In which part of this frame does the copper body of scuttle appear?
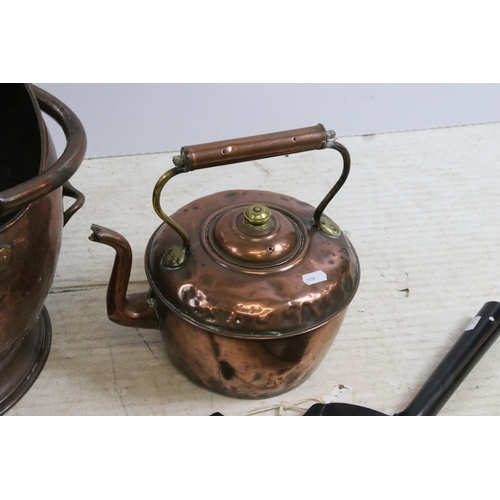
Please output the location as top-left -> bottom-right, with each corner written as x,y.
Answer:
91,124 -> 360,399
0,84 -> 86,414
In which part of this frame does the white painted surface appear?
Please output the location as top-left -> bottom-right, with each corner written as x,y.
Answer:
36,83 -> 500,159
8,122 -> 500,416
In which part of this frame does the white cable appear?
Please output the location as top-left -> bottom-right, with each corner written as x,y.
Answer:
243,397 -> 325,416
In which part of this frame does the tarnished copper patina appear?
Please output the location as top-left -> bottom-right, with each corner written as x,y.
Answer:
0,84 -> 86,414
90,124 -> 360,398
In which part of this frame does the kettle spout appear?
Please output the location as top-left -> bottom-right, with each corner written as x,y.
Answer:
89,224 -> 159,330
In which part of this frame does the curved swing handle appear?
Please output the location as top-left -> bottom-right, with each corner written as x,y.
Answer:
152,124 -> 350,267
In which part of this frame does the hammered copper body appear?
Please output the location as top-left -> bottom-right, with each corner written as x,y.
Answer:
91,125 -> 359,399
0,84 -> 86,413
150,191 -> 356,398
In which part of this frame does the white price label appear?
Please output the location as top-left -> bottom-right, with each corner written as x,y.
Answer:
465,316 -> 481,331
302,270 -> 327,286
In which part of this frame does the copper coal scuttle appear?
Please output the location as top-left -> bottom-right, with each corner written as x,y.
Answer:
0,84 -> 86,414
91,124 -> 360,398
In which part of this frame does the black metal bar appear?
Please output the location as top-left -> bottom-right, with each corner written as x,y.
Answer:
397,301 -> 500,416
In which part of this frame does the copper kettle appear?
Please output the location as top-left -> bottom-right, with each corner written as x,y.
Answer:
90,124 -> 360,399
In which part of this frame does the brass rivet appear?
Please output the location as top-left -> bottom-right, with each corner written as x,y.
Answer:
0,245 -> 12,271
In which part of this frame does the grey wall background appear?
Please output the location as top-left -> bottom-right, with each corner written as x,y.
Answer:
36,83 -> 500,159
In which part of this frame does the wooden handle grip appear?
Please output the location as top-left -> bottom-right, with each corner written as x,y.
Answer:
179,124 -> 329,171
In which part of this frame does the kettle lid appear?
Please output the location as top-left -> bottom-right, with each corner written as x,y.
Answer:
207,201 -> 302,269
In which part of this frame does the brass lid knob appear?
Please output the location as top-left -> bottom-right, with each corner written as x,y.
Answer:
243,204 -> 272,231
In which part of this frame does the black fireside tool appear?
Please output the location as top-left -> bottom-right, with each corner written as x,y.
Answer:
304,301 -> 500,416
